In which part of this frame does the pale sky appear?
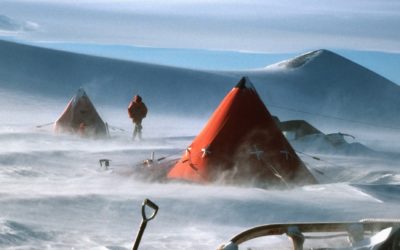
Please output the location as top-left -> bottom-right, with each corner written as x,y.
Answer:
1,0 -> 400,53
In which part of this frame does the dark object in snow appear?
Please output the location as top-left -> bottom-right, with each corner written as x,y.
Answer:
278,120 -> 322,140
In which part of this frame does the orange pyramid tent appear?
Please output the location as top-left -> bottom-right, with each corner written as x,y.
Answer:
167,77 -> 317,187
54,88 -> 108,137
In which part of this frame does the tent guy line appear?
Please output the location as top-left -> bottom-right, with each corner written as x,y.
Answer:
36,122 -> 54,128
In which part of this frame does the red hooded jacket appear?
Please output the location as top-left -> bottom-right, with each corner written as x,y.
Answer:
128,96 -> 148,123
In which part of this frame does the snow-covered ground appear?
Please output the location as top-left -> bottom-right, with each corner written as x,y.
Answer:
0,41 -> 399,249
1,93 -> 399,250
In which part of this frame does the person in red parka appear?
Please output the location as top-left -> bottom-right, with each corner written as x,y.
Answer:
128,95 -> 148,140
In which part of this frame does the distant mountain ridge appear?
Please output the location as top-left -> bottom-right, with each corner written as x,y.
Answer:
272,49 -> 323,69
243,49 -> 400,127
0,39 -> 399,128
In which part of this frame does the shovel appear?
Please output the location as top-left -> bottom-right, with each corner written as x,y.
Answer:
132,199 -> 159,250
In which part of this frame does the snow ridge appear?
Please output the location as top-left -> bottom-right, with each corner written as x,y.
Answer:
277,50 -> 323,69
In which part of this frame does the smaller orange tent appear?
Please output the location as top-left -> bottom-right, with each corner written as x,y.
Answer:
54,88 -> 108,137
167,77 -> 317,187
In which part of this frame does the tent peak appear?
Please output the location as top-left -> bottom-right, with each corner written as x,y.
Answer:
72,88 -> 88,105
76,87 -> 87,97
235,76 -> 255,90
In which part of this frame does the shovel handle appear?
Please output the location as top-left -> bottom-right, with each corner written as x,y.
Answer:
133,199 -> 159,250
141,199 -> 159,222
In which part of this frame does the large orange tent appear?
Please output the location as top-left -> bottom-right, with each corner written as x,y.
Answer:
54,88 -> 108,137
167,77 -> 317,187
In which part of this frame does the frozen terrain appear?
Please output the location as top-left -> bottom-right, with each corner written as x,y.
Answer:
0,40 -> 400,249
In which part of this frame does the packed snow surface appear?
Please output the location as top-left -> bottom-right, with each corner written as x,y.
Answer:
0,41 -> 399,249
1,109 -> 399,250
